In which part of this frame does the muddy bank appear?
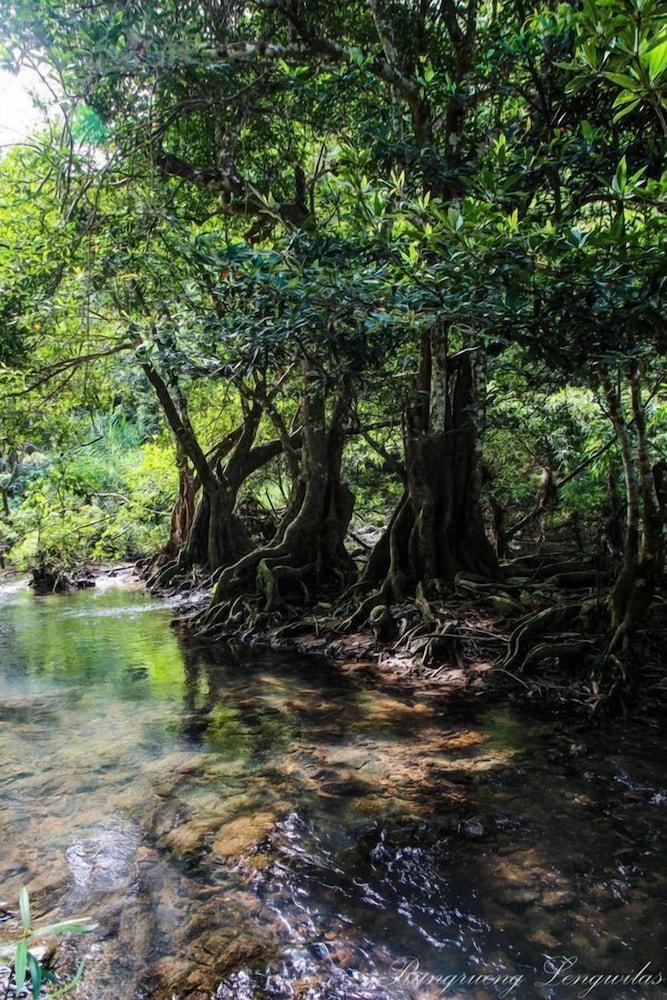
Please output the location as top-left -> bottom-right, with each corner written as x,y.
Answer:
138,540 -> 667,721
173,593 -> 667,724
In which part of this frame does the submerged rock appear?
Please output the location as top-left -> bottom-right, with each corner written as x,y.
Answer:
459,817 -> 485,839
212,812 -> 278,859
541,888 -> 576,910
162,817 -> 221,858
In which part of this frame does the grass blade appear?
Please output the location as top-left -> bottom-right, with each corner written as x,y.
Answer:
28,952 -> 42,1000
30,918 -> 97,940
14,938 -> 28,990
19,888 -> 31,932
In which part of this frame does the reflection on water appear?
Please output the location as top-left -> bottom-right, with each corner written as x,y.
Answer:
0,573 -> 665,999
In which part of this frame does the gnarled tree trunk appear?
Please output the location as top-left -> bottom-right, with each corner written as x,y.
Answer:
198,369 -> 355,630
358,328 -> 498,610
164,443 -> 198,558
171,415 -> 301,578
602,365 -> 664,653
141,361 -> 253,580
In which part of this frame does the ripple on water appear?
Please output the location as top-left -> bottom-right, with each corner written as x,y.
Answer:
0,579 -> 664,1000
66,818 -> 140,895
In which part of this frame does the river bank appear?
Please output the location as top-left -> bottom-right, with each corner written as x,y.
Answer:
151,560 -> 667,725
21,551 -> 665,721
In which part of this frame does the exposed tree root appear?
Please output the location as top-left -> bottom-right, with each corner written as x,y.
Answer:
342,568 -> 520,633
343,588 -> 390,632
521,640 -> 596,671
545,569 -> 606,588
502,603 -> 584,671
146,556 -> 185,593
256,558 -> 316,611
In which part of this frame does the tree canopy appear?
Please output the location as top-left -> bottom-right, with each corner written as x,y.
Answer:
0,0 -> 665,700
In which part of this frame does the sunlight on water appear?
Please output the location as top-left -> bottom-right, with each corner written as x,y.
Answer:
0,574 -> 664,999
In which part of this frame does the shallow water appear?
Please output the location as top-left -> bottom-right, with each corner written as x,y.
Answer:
0,573 -> 665,999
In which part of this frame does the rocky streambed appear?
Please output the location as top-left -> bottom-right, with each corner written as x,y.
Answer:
0,572 -> 665,999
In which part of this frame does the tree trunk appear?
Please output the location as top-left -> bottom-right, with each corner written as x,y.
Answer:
175,421 -> 299,575
164,445 -> 198,558
360,328 -> 498,603
631,367 -> 665,585
140,360 -> 256,574
183,490 -> 211,566
206,483 -> 252,571
200,372 -> 355,627
602,366 -> 663,653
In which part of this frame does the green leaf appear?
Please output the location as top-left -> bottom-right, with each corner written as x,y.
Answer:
582,0 -> 597,22
30,918 -> 97,940
28,952 -> 42,1000
602,71 -> 640,91
15,938 -> 28,990
19,888 -> 31,932
614,156 -> 627,194
613,97 -> 640,121
612,89 -> 641,108
581,119 -> 594,141
645,37 -> 667,80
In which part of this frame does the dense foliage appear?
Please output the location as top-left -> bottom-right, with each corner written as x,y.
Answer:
0,0 -> 665,688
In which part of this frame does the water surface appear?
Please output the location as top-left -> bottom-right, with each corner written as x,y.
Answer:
0,574 -> 665,999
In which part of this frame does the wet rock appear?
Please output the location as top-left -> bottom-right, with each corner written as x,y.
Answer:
135,845 -> 157,865
541,888 -> 576,910
162,818 -> 220,858
20,868 -> 68,906
489,811 -> 519,831
65,819 -> 138,891
458,817 -> 485,839
148,751 -> 211,778
212,812 -> 277,859
319,777 -> 369,797
31,943 -> 56,967
151,955 -> 192,990
214,970 -> 257,1000
30,565 -> 95,594
327,943 -> 356,967
242,851 -> 274,873
294,977 -> 326,997
152,939 -> 265,1000
529,928 -> 561,949
211,939 -> 265,977
506,885 -> 541,906
184,969 -> 217,1000
369,604 -> 397,641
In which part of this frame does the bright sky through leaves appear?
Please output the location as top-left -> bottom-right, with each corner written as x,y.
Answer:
0,66 -> 48,146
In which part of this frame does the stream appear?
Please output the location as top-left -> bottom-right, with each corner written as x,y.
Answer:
0,572 -> 665,999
